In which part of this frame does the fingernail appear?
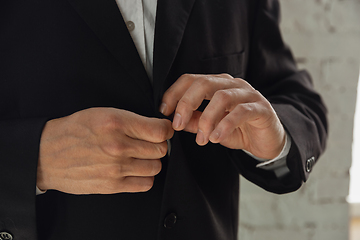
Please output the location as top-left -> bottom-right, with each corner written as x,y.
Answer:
173,113 -> 182,129
159,103 -> 167,115
209,130 -> 221,142
197,129 -> 205,145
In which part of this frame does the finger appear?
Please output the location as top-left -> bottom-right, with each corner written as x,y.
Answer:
172,77 -> 219,131
99,176 -> 156,193
163,74 -> 244,131
101,137 -> 169,160
66,163 -> 160,194
182,110 -> 202,133
127,138 -> 169,159
160,74 -> 198,116
72,159 -> 161,180
59,176 -> 156,194
196,89 -> 240,145
123,159 -> 162,177
120,176 -> 155,192
119,111 -> 174,143
196,112 -> 228,146
209,102 -> 262,146
160,74 -> 247,117
197,88 -> 258,145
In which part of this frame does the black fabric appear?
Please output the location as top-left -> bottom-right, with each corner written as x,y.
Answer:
0,0 -> 327,239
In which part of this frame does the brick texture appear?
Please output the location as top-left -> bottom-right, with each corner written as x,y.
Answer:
238,0 -> 360,239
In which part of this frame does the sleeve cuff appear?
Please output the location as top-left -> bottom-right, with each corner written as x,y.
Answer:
255,133 -> 291,167
242,133 -> 292,178
36,186 -> 46,195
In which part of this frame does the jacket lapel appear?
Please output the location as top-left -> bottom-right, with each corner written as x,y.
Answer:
67,0 -> 154,108
153,0 -> 196,108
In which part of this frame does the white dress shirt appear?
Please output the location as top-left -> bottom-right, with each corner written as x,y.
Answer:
115,0 -> 157,80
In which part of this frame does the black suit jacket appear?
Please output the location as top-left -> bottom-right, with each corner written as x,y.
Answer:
0,0 -> 327,239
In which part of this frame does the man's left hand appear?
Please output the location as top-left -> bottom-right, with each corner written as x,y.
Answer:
160,73 -> 286,160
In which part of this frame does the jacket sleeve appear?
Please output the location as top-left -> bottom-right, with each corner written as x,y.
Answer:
228,0 -> 328,194
0,118 -> 48,240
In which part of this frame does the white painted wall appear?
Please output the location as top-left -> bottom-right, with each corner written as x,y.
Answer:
350,71 -> 360,204
238,0 -> 360,239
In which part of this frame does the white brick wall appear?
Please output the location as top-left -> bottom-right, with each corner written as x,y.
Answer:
238,0 -> 360,239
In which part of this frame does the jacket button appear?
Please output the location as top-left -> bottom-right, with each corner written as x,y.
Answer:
164,213 -> 177,229
0,232 -> 13,240
306,157 -> 315,173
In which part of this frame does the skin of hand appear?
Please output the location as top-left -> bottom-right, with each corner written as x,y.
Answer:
159,73 -> 286,160
37,107 -> 174,195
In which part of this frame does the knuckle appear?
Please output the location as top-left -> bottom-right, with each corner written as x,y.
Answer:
241,103 -> 254,113
178,97 -> 191,107
254,89 -> 262,95
221,117 -> 235,129
106,164 -> 124,179
150,160 -> 162,175
196,77 -> 211,88
240,78 -> 255,90
233,77 -> 250,88
102,114 -> 120,131
102,141 -> 127,157
163,87 -> 175,101
236,77 -> 247,84
194,78 -> 213,94
137,142 -> 167,160
105,179 -> 122,193
178,73 -> 196,86
215,89 -> 233,103
236,104 -> 256,120
219,73 -> 233,79
155,120 -> 173,141
157,142 -> 168,157
177,97 -> 195,111
138,177 -> 155,192
182,73 -> 196,80
259,99 -> 270,109
198,114 -> 213,130
155,126 -> 166,142
196,77 -> 208,85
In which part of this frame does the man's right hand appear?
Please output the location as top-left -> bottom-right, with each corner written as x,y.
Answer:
36,108 -> 174,195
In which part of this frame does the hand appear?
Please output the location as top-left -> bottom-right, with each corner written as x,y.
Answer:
160,74 -> 285,159
37,108 -> 174,195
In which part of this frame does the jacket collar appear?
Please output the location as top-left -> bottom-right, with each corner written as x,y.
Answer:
67,0 -> 196,110
153,0 -> 196,108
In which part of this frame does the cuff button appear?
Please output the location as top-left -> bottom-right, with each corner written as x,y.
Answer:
0,232 -> 13,240
306,157 -> 315,173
